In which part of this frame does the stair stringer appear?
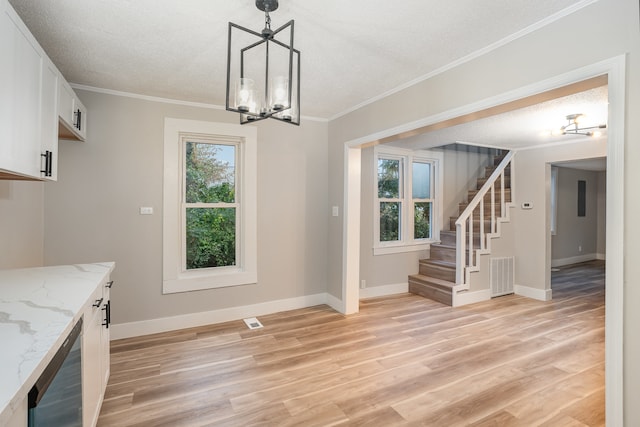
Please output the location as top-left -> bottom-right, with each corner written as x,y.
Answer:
452,201 -> 516,307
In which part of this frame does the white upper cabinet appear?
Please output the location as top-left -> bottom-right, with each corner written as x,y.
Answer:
41,59 -> 60,181
0,0 -> 44,179
0,0 -> 87,180
58,78 -> 87,142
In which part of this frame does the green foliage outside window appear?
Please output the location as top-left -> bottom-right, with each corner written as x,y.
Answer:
380,202 -> 400,241
184,142 -> 237,270
414,202 -> 431,239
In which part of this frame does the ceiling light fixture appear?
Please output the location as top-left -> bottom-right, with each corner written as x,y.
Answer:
559,113 -> 607,137
225,0 -> 300,125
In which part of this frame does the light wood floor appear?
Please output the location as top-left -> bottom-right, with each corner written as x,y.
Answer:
97,261 -> 605,426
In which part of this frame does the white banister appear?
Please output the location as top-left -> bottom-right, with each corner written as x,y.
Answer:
455,151 -> 514,286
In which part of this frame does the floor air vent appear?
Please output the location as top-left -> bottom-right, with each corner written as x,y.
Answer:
491,257 -> 514,297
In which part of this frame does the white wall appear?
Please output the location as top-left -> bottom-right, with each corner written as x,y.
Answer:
328,0 -> 640,422
43,90 -> 329,328
0,181 -> 43,268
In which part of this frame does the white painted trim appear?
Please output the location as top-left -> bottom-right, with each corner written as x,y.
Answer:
373,244 -> 430,256
452,289 -> 491,307
342,145 -> 361,315
514,285 -> 552,301
162,119 -> 258,293
110,293 -> 329,340
596,252 -> 606,260
603,54 -> 625,427
360,283 -> 408,299
329,0 -> 598,121
70,83 -> 328,123
551,253 -> 599,268
342,56 -> 625,425
325,292 -> 345,314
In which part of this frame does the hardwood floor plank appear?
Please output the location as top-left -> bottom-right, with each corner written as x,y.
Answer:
98,260 -> 605,426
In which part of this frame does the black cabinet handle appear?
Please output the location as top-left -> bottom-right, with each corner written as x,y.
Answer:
74,109 -> 82,131
40,151 -> 52,177
106,280 -> 114,288
93,297 -> 104,308
102,300 -> 111,328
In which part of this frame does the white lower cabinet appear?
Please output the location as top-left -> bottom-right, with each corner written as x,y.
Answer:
82,276 -> 111,427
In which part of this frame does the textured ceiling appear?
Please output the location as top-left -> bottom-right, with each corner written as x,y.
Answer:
9,0 -> 592,120
394,84 -> 609,151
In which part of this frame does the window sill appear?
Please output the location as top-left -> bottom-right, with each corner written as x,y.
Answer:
163,269 -> 257,294
373,243 -> 431,256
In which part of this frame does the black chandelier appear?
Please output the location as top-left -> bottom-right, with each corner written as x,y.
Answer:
225,0 -> 300,125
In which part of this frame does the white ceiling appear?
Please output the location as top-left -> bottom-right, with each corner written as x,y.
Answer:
393,84 -> 609,151
9,0 -> 593,121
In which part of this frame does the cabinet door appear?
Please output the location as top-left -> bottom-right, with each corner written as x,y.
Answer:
40,59 -> 59,180
82,285 -> 104,427
58,80 -> 75,130
0,0 -> 43,177
58,79 -> 87,142
101,279 -> 112,388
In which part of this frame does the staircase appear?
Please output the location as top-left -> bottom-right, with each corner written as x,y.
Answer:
408,151 -> 512,306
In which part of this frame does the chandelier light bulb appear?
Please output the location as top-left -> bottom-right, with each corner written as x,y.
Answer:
235,78 -> 255,113
270,76 -> 289,111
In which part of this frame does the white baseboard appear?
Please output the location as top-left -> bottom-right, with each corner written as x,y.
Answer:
326,292 -> 345,313
596,252 -> 606,260
110,293 -> 329,340
453,289 -> 491,307
359,282 -> 408,299
551,253 -> 598,267
515,284 -> 552,301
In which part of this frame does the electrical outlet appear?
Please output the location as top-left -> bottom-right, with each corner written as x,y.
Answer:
578,245 -> 582,252
139,207 -> 153,215
360,280 -> 366,289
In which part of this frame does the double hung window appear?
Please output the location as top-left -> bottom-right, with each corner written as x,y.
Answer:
374,148 -> 440,255
163,119 -> 257,293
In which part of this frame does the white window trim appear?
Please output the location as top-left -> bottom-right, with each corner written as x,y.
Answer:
373,147 -> 443,256
163,118 -> 257,294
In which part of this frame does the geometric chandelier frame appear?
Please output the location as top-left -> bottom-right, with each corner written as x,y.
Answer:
225,0 -> 300,125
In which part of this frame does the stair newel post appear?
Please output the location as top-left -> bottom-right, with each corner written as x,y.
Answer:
456,221 -> 465,285
490,184 -> 496,234
468,212 -> 474,267
479,199 -> 485,251
500,169 -> 506,218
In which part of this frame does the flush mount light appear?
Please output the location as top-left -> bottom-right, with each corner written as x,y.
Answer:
225,0 -> 300,125
558,113 -> 607,137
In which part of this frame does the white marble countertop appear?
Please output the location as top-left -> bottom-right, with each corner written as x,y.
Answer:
0,262 -> 115,425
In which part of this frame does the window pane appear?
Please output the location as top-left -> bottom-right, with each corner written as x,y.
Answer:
185,142 -> 235,203
380,202 -> 400,241
413,162 -> 431,199
414,202 -> 431,239
378,158 -> 400,198
186,208 -> 236,269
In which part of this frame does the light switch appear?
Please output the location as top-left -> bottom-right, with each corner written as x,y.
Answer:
332,206 -> 339,217
140,207 -> 154,215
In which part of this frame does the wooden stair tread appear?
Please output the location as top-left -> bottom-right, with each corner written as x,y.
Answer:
419,259 -> 455,268
408,274 -> 455,290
